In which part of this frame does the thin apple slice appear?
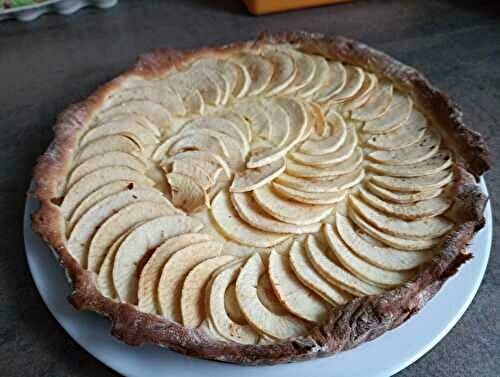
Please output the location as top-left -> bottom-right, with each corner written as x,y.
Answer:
81,118 -> 158,147
247,98 -> 308,168
370,170 -> 453,192
268,251 -> 329,323
364,109 -> 426,149
305,235 -> 384,296
327,66 -> 364,103
231,99 -> 271,139
230,157 -> 285,193
171,68 -> 221,106
97,100 -> 172,129
230,60 -> 252,98
299,110 -> 346,154
286,147 -> 363,179
238,53 -> 274,96
208,261 -> 260,344
157,241 -> 223,322
260,98 -> 290,147
253,184 -> 332,225
272,183 -> 346,205
75,134 -> 142,163
335,213 -> 433,271
313,62 -> 347,102
297,55 -> 329,98
288,240 -> 349,305
112,215 -> 203,304
171,159 -> 216,190
349,195 -> 454,240
363,92 -> 414,134
164,150 -> 231,178
87,201 -> 178,273
367,131 -> 440,165
68,152 -> 147,187
342,72 -> 378,112
367,150 -> 453,177
167,173 -> 210,213
366,181 -> 442,204
231,192 -> 321,234
348,208 -> 439,251
276,169 -> 364,193
351,82 -> 393,121
138,233 -> 212,314
165,72 -> 205,115
290,123 -> 357,167
97,232 -> 127,299
210,190 -> 289,247
282,50 -> 316,94
324,224 -> 415,287
61,166 -> 155,220
236,254 -> 307,339
359,188 -> 452,220
181,255 -> 236,328
262,49 -> 296,95
103,83 -> 186,116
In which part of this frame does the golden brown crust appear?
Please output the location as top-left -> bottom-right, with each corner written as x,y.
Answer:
30,31 -> 489,365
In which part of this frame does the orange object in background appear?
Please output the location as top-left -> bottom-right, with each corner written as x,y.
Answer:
244,0 -> 351,15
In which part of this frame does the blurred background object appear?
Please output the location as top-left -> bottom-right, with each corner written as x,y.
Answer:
0,0 -> 117,22
243,0 -> 351,15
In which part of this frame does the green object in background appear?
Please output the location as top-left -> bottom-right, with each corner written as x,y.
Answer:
2,0 -> 45,9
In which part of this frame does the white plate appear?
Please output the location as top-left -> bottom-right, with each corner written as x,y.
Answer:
23,179 -> 492,377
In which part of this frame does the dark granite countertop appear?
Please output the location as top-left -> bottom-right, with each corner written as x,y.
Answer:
1,0 -> 498,376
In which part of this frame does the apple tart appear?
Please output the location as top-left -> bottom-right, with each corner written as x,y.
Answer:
31,32 -> 490,364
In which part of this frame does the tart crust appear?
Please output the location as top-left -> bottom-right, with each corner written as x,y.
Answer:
31,31 -> 489,365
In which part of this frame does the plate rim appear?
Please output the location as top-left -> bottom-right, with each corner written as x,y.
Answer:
23,178 -> 492,377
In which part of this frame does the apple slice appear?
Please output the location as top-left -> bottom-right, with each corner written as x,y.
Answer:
238,53 -> 273,96
363,92 -> 414,134
275,169 -> 364,193
351,82 -> 393,121
61,166 -> 155,220
342,73 -> 378,112
365,181 -> 442,204
305,235 -> 384,296
297,55 -> 329,98
112,215 -> 203,304
349,195 -> 454,240
313,61 -> 347,102
288,240 -> 349,305
299,109 -> 347,154
262,49 -> 296,95
236,254 -> 307,339
68,152 -> 147,187
324,223 -> 415,287
367,130 -> 441,165
97,99 -> 172,129
327,66 -> 364,103
86,200 -> 178,273
367,150 -> 453,177
286,147 -> 363,179
157,241 -> 223,322
211,190 -> 289,247
230,157 -> 285,193
231,192 -> 321,234
253,184 -> 332,225
137,233 -> 212,314
359,188 -> 452,220
348,208 -> 439,251
364,109 -> 426,149
268,250 -> 329,322
335,213 -> 433,271
281,50 -> 316,94
272,183 -> 346,205
370,169 -> 453,192
167,173 -> 210,213
208,261 -> 260,344
75,134 -> 142,163
181,255 -> 236,328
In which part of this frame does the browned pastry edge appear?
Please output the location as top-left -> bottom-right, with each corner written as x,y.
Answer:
30,31 -> 490,365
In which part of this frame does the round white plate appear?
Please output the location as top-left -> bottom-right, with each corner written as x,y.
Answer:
24,179 -> 492,377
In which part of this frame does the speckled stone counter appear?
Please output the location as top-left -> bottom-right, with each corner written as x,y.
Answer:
0,1 -> 498,376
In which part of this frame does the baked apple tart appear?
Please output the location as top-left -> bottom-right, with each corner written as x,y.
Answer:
31,32 -> 490,364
